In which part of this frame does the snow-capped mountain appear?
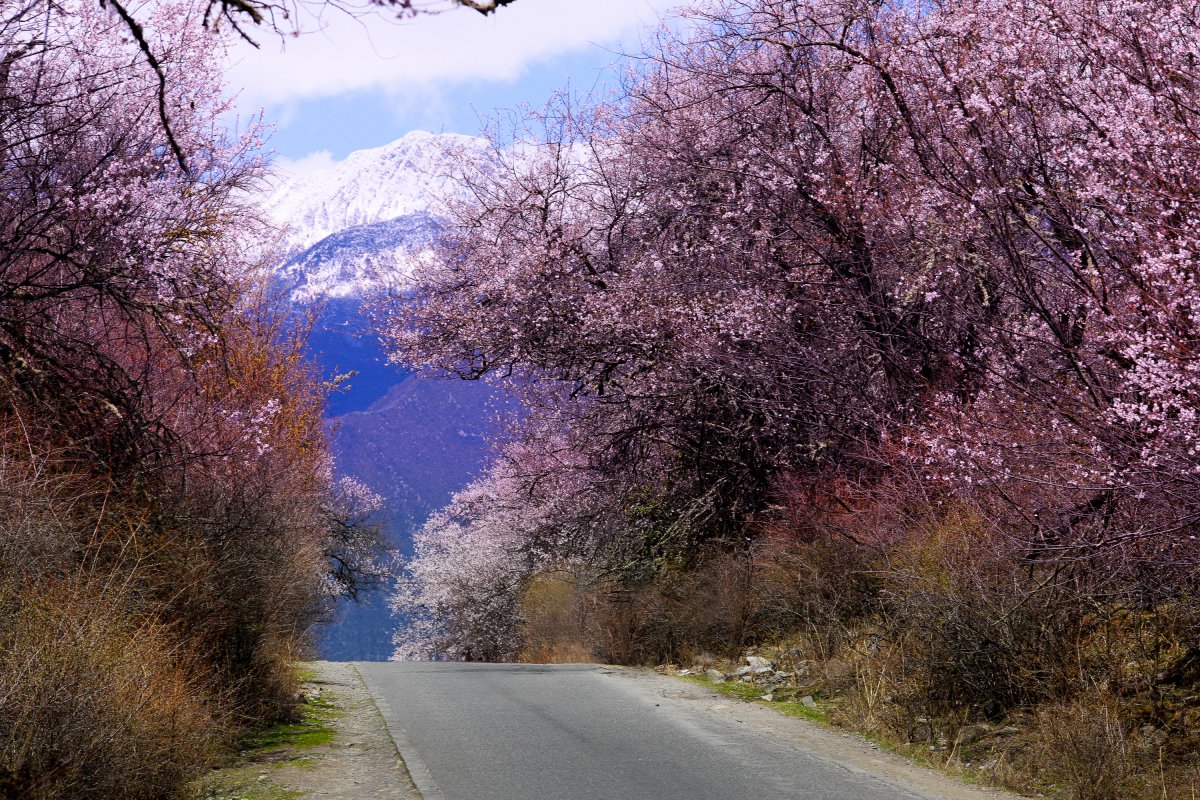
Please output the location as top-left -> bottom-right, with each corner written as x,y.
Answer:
265,130 -> 486,300
266,130 -> 483,250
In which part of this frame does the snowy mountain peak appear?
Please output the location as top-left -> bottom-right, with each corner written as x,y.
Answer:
278,213 -> 442,304
267,130 -> 485,250
264,131 -> 487,300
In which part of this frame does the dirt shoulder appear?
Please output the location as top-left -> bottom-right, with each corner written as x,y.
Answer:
195,661 -> 419,800
632,667 -> 1027,800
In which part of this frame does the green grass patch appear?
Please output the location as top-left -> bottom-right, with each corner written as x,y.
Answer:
241,678 -> 340,753
294,665 -> 322,684
773,698 -> 829,723
681,674 -> 830,723
194,766 -> 304,800
190,666 -> 339,800
240,716 -> 335,752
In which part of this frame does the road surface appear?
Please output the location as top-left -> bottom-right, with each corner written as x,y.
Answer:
356,662 -> 1016,800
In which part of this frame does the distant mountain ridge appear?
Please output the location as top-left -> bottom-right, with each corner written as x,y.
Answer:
322,377 -> 502,661
277,213 -> 441,303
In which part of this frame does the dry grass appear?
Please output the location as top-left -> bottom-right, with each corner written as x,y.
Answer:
0,580 -> 223,800
518,570 -> 600,663
1023,695 -> 1137,800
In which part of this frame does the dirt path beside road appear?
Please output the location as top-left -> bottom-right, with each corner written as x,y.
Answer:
280,661 -> 420,800
195,661 -> 419,800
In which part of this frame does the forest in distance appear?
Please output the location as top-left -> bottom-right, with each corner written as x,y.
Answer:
4,0 -> 1200,798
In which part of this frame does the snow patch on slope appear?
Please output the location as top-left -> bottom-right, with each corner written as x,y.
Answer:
266,130 -> 483,250
278,214 -> 442,303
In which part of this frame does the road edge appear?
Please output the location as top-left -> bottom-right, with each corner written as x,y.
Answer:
629,667 -> 1029,800
353,662 -> 447,800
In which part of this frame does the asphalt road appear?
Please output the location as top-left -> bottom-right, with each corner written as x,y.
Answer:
356,662 -> 993,800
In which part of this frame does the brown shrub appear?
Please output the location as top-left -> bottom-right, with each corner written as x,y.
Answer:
0,167 -> 354,797
880,512 -> 1095,718
143,484 -> 325,722
0,580 -> 222,800
576,523 -> 881,666
1019,694 -> 1140,800
518,570 -> 598,663
512,475 -> 1200,800
584,552 -> 760,665
752,527 -> 882,661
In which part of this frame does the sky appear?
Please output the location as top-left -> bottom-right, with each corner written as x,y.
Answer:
223,0 -> 681,168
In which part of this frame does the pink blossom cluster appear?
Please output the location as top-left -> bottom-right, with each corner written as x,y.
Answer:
383,0 -> 1200,658
0,0 -> 384,605
0,0 -> 271,454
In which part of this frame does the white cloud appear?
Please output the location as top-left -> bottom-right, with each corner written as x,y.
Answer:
273,150 -> 338,181
226,0 -> 679,108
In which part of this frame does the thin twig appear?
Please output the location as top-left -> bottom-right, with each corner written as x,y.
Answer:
102,0 -> 189,174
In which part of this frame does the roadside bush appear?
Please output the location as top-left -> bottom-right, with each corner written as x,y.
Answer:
0,2 -> 388,797
533,490 -> 1200,798
148,467 -> 329,721
0,286 -> 378,797
497,482 -> 903,668
574,522 -> 881,666
752,523 -> 882,662
0,581 -> 221,800
518,570 -> 597,663
881,515 -> 1093,718
0,438 -> 94,584
598,553 -> 758,665
1020,695 -> 1139,800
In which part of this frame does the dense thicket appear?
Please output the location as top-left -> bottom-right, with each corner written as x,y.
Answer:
0,3 -> 382,797
383,1 -> 1200,790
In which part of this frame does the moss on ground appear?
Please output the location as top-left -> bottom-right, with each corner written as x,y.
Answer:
240,692 -> 339,752
194,770 -> 303,800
